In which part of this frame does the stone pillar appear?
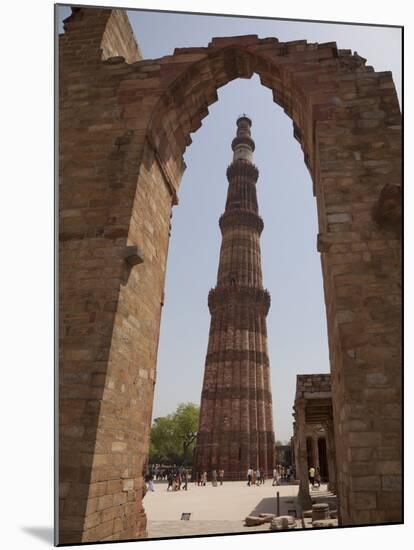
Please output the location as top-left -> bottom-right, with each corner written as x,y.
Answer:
58,8 -> 167,544
291,423 -> 298,473
325,420 -> 337,494
291,434 -> 296,472
295,399 -> 312,510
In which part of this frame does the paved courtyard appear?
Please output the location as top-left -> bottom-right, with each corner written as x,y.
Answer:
143,480 -> 302,538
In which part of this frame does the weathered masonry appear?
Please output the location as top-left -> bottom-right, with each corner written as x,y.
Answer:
58,6 -> 402,543
194,116 -> 275,480
292,374 -> 337,510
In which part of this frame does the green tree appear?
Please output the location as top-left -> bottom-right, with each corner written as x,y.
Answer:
149,402 -> 199,466
149,416 -> 176,464
173,402 -> 199,465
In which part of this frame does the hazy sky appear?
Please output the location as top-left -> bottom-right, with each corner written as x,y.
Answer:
58,6 -> 401,442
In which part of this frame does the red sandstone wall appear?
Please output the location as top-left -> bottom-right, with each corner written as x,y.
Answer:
100,9 -> 142,63
59,8 -> 173,543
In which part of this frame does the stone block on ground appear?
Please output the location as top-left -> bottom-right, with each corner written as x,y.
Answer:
258,513 -> 276,523
312,502 -> 330,521
245,515 -> 267,526
312,519 -> 337,528
269,515 -> 296,530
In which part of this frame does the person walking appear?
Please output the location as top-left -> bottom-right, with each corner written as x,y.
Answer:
197,471 -> 202,486
182,470 -> 188,491
309,465 -> 316,487
144,471 -> 151,492
167,471 -> 173,491
148,472 -> 155,492
272,466 -> 278,486
252,469 -> 257,486
212,469 -> 218,487
202,471 -> 207,486
247,466 -> 253,486
314,467 -> 321,488
219,468 -> 224,485
256,467 -> 261,486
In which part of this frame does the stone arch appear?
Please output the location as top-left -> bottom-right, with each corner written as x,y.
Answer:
146,39 -> 340,179
59,7 -> 402,543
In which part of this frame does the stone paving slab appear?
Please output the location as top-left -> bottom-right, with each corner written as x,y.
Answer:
147,520 -> 271,538
143,480 -> 301,538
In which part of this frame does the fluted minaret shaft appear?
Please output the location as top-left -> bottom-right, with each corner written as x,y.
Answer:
194,116 -> 275,480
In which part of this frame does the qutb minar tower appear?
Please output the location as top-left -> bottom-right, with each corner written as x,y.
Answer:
194,116 -> 275,480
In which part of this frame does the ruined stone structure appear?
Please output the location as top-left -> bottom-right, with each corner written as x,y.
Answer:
194,116 -> 275,480
58,6 -> 402,543
292,374 -> 337,509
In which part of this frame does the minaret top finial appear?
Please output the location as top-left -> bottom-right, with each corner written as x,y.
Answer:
236,113 -> 252,127
232,115 -> 255,162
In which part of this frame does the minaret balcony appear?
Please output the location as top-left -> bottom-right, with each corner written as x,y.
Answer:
219,210 -> 264,234
231,135 -> 256,152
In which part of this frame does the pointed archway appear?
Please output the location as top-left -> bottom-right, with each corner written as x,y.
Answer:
59,7 -> 401,543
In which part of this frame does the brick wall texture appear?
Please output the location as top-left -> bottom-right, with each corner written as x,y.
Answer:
58,6 -> 402,543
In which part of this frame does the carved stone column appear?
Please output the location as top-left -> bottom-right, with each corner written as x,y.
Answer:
291,427 -> 298,473
295,399 -> 312,509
